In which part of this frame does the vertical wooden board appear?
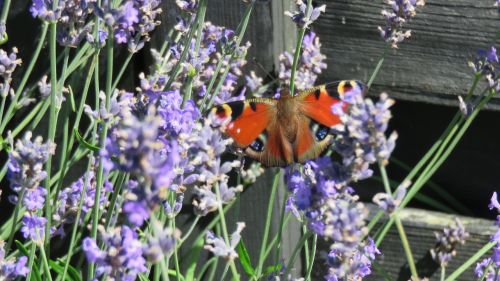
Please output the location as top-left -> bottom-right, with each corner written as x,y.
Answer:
153,0 -> 303,277
312,0 -> 500,109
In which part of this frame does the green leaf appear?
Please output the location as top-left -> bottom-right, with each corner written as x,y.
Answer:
74,128 -> 100,152
263,264 -> 282,275
236,238 -> 255,277
56,258 -> 82,281
15,241 -> 42,281
68,86 -> 76,112
184,236 -> 204,280
49,260 -> 74,281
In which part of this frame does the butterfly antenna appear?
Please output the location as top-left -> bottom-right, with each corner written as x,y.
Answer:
251,57 -> 276,81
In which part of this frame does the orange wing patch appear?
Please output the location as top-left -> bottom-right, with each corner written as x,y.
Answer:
212,99 -> 276,147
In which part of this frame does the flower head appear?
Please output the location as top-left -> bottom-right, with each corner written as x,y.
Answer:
279,32 -> 327,92
204,222 -> 245,260
0,241 -> 29,280
285,0 -> 326,29
83,226 -> 147,280
372,180 -> 409,214
378,0 -> 425,48
0,47 -> 22,98
430,218 -> 469,267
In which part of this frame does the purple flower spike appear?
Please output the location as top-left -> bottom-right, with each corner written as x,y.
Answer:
378,0 -> 425,48
285,0 -> 326,29
83,226 -> 147,280
279,32 -> 327,92
204,222 -> 245,260
0,241 -> 30,279
489,192 -> 500,211
430,218 -> 469,267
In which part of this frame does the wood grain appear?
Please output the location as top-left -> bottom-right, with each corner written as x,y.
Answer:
313,0 -> 500,109
312,205 -> 497,280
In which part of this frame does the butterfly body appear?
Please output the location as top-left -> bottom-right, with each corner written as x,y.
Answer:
212,80 -> 366,167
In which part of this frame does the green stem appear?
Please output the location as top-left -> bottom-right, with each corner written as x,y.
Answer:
255,170 -> 282,277
26,244 -> 36,281
367,45 -> 389,88
201,0 -> 255,112
60,161 -> 93,281
284,231 -> 313,277
288,0 -> 312,96
162,4 -> 204,92
39,245 -> 53,281
445,241 -> 496,281
5,189 -> 25,252
305,234 -> 317,281
214,183 -> 240,280
0,0 -> 11,24
111,52 -> 133,91
43,20 -> 59,254
89,26 -> 114,279
0,22 -> 49,134
379,163 -> 418,278
369,74 -> 484,238
375,90 -> 495,245
440,265 -> 446,281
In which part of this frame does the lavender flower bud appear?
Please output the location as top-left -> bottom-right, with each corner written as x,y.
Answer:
378,0 -> 425,48
0,240 -> 29,279
83,225 -> 147,280
204,222 -> 245,260
284,0 -> 326,29
430,218 -> 469,267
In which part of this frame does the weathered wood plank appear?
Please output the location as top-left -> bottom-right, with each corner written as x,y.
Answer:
311,204 -> 497,280
313,0 -> 500,109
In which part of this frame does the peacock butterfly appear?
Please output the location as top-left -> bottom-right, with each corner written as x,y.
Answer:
211,80 -> 367,167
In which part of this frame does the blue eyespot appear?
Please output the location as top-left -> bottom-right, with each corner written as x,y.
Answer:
249,138 -> 265,152
315,124 -> 329,141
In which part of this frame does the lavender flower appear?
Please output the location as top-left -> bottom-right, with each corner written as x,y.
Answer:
372,180 -> 409,214
140,22 -> 250,105
325,238 -> 380,280
378,0 -> 425,48
475,258 -> 500,281
0,47 -> 22,97
332,92 -> 398,179
30,0 -> 64,21
143,224 -> 180,262
53,170 -> 113,235
20,215 -> 47,243
102,105 -> 176,189
284,0 -> 326,29
204,222 -> 245,260
189,117 -> 243,215
430,218 -> 469,267
469,46 -> 499,91
240,162 -> 264,185
279,32 -> 327,91
475,192 -> 500,280
95,0 -> 162,51
176,0 -> 198,13
7,132 -> 55,242
0,241 -> 29,280
323,195 -> 368,252
83,225 -> 147,280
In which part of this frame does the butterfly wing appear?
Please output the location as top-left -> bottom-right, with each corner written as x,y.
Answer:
211,98 -> 277,148
297,80 -> 367,127
212,98 -> 295,167
292,80 -> 367,163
